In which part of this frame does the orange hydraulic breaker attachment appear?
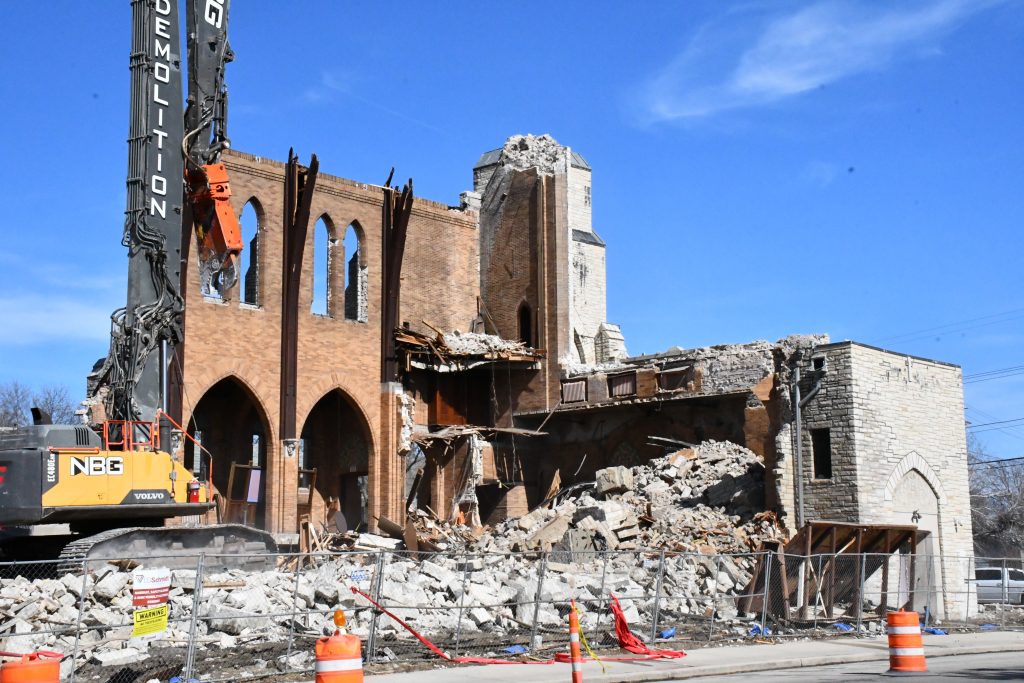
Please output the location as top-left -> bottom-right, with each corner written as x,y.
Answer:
188,162 -> 243,291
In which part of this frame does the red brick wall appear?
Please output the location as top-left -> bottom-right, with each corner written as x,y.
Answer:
180,150 -> 479,534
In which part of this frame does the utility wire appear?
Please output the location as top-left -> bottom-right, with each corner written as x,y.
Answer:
966,365 -> 1024,379
873,307 -> 1024,345
967,417 -> 1024,429
965,365 -> 1024,384
966,405 -> 1024,442
969,455 -> 1024,468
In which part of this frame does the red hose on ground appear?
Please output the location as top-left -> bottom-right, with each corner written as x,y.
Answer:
349,586 -> 686,665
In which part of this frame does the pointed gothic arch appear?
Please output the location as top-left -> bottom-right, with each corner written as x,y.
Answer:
883,451 -> 947,505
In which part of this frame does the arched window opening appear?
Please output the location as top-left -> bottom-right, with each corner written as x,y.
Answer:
518,302 -> 533,346
343,222 -> 367,322
311,216 -> 334,316
239,200 -> 260,306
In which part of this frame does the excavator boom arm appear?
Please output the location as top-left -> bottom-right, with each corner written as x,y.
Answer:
94,0 -> 242,423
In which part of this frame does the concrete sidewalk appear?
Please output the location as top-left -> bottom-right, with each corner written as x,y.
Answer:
362,631 -> 1024,682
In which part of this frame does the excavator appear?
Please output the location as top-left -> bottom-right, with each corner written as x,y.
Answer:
0,0 -> 275,566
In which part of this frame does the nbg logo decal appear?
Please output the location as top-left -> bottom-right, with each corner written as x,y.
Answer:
71,456 -> 124,476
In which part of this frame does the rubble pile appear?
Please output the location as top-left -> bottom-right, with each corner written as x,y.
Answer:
0,440 -> 781,667
499,134 -> 566,175
473,440 -> 780,555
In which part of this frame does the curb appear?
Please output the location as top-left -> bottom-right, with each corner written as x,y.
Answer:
532,642 -> 1023,682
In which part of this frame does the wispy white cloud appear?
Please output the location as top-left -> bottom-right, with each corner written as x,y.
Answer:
0,295 -> 113,345
302,69 -> 451,136
302,70 -> 356,104
639,0 -> 1000,122
0,248 -> 124,292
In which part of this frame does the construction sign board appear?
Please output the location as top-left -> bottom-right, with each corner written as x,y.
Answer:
131,567 -> 171,641
132,604 -> 169,640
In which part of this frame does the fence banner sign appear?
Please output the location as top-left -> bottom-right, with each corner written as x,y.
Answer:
132,567 -> 171,641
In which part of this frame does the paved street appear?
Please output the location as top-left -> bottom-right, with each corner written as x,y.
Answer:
667,651 -> 1024,681
363,632 -> 1024,683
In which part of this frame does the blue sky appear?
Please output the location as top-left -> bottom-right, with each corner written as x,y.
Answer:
0,1 -> 1021,457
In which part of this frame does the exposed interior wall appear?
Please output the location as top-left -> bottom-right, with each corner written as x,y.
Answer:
569,237 -> 606,363
514,395 -> 751,508
479,168 -> 541,342
798,345 -> 861,523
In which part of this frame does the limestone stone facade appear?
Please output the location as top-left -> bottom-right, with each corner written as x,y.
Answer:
794,341 -> 975,618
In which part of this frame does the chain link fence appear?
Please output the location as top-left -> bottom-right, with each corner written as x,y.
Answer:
0,550 -> 1019,680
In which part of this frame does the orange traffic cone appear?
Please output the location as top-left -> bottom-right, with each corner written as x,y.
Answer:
886,610 -> 927,674
315,611 -> 363,682
0,651 -> 61,683
568,601 -> 583,683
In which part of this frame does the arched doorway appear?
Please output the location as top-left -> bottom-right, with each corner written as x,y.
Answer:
187,377 -> 270,529
299,389 -> 372,532
892,469 -> 942,616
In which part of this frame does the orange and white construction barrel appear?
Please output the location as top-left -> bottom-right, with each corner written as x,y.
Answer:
314,631 -> 363,682
568,602 -> 583,683
0,650 -> 61,683
886,610 -> 927,674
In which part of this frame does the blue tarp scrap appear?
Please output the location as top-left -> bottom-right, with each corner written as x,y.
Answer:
922,627 -> 947,635
504,644 -> 528,654
658,627 -> 677,639
833,622 -> 854,632
749,624 -> 772,636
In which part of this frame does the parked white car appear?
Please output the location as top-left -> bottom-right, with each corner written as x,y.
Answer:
975,567 -> 1024,604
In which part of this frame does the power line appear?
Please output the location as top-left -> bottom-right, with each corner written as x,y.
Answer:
969,455 -> 1024,468
965,365 -> 1024,384
967,416 -> 1024,430
972,425 -> 1024,436
874,307 -> 1024,345
966,406 -> 1024,442
966,365 -> 1024,379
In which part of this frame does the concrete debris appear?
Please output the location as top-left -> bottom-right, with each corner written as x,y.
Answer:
472,440 -> 780,555
0,439 -> 781,664
499,134 -> 567,176
396,327 -> 542,370
441,330 -> 530,355
595,466 -> 633,496
91,647 -> 148,667
559,356 -> 632,377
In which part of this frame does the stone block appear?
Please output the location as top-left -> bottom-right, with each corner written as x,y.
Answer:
93,647 -> 149,667
594,467 -> 633,496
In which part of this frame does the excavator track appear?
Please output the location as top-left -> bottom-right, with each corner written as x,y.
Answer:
57,525 -> 278,574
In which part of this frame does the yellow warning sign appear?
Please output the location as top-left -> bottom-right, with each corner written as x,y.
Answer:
132,604 -> 169,640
